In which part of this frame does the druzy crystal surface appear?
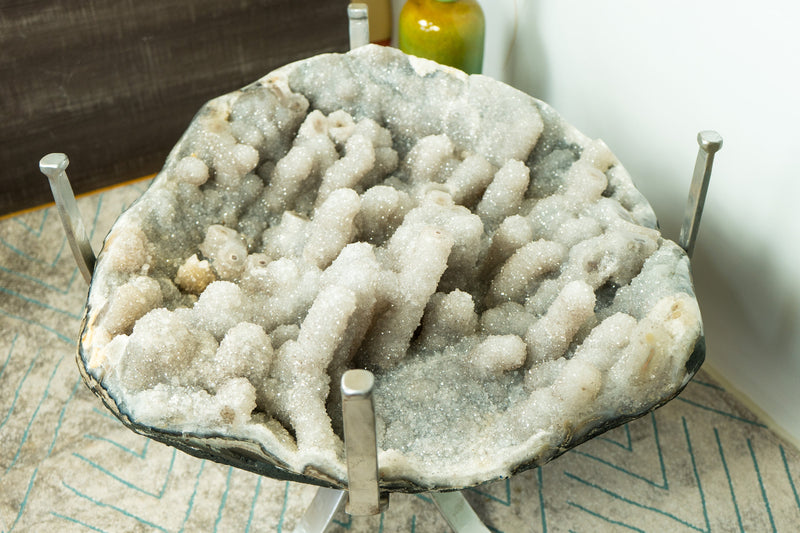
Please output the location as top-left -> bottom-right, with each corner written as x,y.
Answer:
79,45 -> 703,491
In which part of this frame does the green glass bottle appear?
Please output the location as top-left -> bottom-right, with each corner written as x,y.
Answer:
398,0 -> 485,75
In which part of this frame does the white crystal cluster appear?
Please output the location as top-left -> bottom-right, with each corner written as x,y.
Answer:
81,45 -> 702,489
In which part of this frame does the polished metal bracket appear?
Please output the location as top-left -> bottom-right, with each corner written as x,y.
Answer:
347,3 -> 369,50
38,153 -> 96,284
678,130 -> 723,258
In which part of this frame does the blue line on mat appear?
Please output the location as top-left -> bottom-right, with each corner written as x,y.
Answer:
571,412 -> 667,490
0,262 -> 80,296
468,478 -> 512,506
333,512 -> 352,529
6,208 -> 69,268
5,352 -> 67,474
49,378 -> 82,456
89,194 -> 103,240
72,448 -> 176,499
563,468 -> 707,532
92,406 -> 123,422
245,476 -> 262,533
749,439 -> 777,532
566,500 -> 646,532
276,481 -> 290,533
13,208 -> 48,236
780,445 -> 800,511
0,285 -> 82,320
653,412 -> 669,489
0,236 -> 54,267
714,428 -> 744,532
82,434 -> 149,458
0,349 -> 42,431
10,468 -> 38,532
690,378 -> 726,391
0,308 -> 73,344
675,397 -> 767,427
52,236 -> 69,266
538,468 -> 547,533
599,423 -> 633,451
214,467 -> 234,532
682,417 -> 710,532
0,333 -> 18,381
51,512 -> 108,533
62,481 -> 169,533
179,460 -> 206,533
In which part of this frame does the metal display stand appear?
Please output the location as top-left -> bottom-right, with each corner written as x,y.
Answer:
39,5 -> 721,530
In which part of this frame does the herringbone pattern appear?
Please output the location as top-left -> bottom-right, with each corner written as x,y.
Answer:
1,181 -> 799,532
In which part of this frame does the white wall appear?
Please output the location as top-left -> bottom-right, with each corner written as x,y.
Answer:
503,0 -> 800,440
393,0 -> 800,441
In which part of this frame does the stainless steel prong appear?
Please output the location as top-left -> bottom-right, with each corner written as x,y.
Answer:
341,369 -> 388,516
39,153 -> 96,284
678,131 -> 722,258
430,491 -> 491,533
348,3 -> 370,50
293,487 -> 346,533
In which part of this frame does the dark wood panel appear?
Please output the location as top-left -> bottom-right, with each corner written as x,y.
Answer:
0,0 -> 349,215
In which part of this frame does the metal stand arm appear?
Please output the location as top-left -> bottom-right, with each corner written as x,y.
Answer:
679,130 -> 723,258
39,153 -> 96,284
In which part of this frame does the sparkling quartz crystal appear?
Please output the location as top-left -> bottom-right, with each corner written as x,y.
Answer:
79,45 -> 704,492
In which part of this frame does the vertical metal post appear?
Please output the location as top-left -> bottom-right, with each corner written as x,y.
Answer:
678,131 -> 723,258
341,369 -> 388,515
39,153 -> 96,284
348,3 -> 370,50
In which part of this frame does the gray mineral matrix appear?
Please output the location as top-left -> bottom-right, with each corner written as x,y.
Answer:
78,45 -> 704,492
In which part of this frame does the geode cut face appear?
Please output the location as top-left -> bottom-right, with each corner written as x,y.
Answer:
78,45 -> 704,492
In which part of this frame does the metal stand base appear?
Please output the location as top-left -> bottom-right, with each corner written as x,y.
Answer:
294,487 -> 490,533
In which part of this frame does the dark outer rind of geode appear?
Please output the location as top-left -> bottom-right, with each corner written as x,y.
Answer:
77,299 -> 705,493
